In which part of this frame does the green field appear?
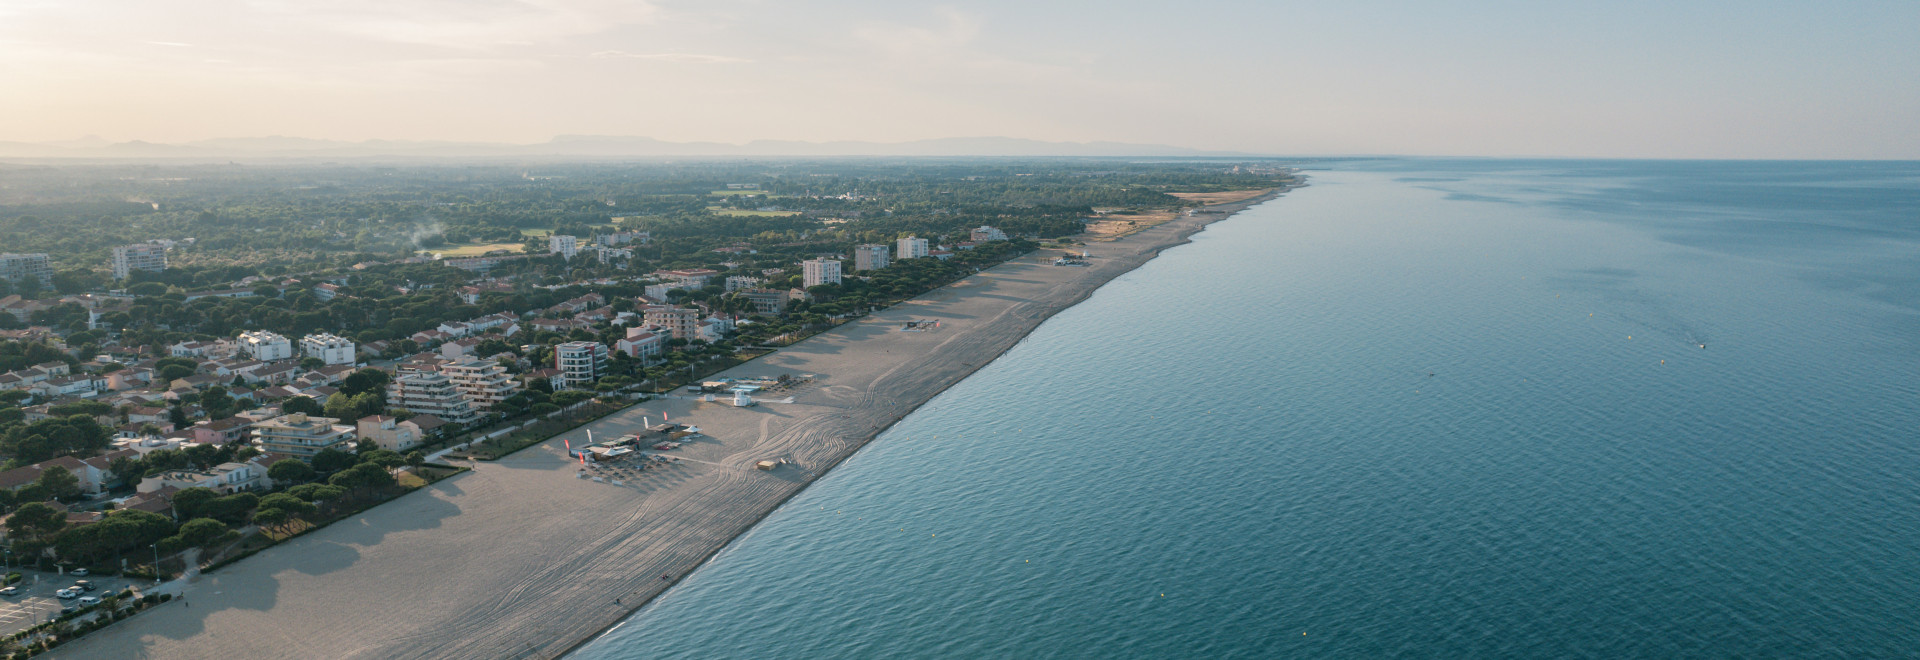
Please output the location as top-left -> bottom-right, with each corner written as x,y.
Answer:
707,207 -> 801,217
437,243 -> 528,257
518,228 -> 551,237
709,189 -> 767,196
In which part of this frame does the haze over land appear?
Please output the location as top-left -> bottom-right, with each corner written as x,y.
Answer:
3,1 -> 1917,159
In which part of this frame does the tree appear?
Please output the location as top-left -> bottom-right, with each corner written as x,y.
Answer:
156,364 -> 195,383
6,502 -> 65,541
311,448 -> 355,475
169,487 -> 220,520
175,518 -> 228,548
405,451 -> 426,471
36,467 -> 81,502
299,357 -> 327,371
268,458 -> 315,486
257,493 -> 317,520
183,443 -> 221,469
362,450 -> 406,473
200,493 -> 259,525
251,508 -> 289,535
354,438 -> 380,456
339,369 -> 391,397
200,386 -> 235,420
281,395 -> 323,416
12,483 -> 47,504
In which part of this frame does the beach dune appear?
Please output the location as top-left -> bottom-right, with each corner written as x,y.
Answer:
52,191 -> 1283,660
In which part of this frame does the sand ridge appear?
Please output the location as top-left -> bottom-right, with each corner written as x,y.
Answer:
51,190 -> 1285,660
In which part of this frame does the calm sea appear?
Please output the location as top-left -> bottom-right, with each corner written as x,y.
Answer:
573,160 -> 1920,658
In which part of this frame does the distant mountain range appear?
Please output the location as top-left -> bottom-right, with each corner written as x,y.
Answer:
0,135 -> 1261,160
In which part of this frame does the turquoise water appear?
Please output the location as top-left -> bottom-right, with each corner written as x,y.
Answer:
573,160 -> 1920,658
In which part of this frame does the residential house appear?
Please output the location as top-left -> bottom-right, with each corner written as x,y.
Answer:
356,415 -> 424,452
191,417 -> 254,445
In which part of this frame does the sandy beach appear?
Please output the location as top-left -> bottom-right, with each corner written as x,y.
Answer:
52,190 -> 1285,660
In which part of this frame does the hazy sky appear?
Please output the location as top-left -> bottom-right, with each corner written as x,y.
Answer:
3,0 -> 1916,157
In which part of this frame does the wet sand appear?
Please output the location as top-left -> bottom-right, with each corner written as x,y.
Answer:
54,191 -> 1285,660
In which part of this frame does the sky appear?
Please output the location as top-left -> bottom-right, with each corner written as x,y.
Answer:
1,0 -> 1916,158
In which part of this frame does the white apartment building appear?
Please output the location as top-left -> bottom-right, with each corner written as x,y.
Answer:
971,225 -> 1009,242
553,341 -> 607,388
299,333 -> 358,366
111,243 -> 168,280
897,236 -> 930,260
237,330 -> 294,361
853,244 -> 890,271
802,258 -> 842,287
252,413 -> 356,459
442,358 -> 520,411
549,234 -> 580,259
387,372 -> 480,425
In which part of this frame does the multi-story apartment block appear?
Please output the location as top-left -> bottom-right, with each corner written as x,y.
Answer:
111,243 -> 168,280
549,234 -> 580,259
0,253 -> 53,288
724,275 -> 761,292
553,341 -> 607,388
642,305 -> 701,340
971,225 -> 1009,242
897,236 -> 930,260
802,258 -> 842,287
853,244 -> 890,271
299,333 -> 358,366
441,358 -> 520,411
237,330 -> 294,361
595,231 -> 649,246
252,413 -> 356,459
615,328 -> 663,361
387,372 -> 480,425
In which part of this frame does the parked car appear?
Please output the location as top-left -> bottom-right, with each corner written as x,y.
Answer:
74,580 -> 94,591
77,596 -> 100,606
59,605 -> 76,615
70,568 -> 88,577
0,586 -> 16,597
55,588 -> 77,599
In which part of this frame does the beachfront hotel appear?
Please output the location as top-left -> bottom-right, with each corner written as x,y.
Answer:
388,371 -> 481,424
554,341 -> 607,388
442,358 -> 520,411
252,413 -> 356,458
803,258 -> 842,287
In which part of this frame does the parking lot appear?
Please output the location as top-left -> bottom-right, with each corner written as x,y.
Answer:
0,569 -> 148,636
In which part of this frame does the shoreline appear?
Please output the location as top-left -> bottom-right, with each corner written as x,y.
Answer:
559,186 -> 1290,658
52,185 -> 1293,660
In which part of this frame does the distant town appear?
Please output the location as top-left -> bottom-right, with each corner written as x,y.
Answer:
0,159 -> 1295,651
